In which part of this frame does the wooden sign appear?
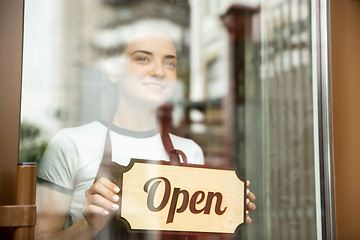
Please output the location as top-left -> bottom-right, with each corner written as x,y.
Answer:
117,159 -> 245,234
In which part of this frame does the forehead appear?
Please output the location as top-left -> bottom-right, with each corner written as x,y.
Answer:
124,33 -> 177,56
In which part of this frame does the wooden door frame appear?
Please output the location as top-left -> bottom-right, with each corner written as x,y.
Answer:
329,0 -> 360,239
0,0 -> 24,238
2,0 -> 359,239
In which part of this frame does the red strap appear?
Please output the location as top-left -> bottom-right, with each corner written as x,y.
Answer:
158,104 -> 188,164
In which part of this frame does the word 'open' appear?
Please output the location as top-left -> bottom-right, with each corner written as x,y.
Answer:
143,177 -> 227,224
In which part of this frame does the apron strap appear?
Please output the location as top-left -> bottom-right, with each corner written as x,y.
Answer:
94,124 -> 120,183
158,104 -> 188,164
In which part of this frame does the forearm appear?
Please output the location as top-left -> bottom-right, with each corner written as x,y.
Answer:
35,218 -> 99,240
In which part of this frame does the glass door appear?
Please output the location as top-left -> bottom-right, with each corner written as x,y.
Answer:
20,0 -> 334,239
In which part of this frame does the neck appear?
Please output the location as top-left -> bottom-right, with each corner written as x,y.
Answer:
111,101 -> 158,132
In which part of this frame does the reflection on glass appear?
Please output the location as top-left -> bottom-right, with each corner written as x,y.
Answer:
260,0 -> 316,239
20,0 -> 318,239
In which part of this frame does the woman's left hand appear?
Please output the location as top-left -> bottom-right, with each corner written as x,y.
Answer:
245,180 -> 256,225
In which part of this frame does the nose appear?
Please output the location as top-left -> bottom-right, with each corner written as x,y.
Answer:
150,61 -> 165,79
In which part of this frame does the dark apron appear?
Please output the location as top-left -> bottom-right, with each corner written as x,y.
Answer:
94,105 -> 197,240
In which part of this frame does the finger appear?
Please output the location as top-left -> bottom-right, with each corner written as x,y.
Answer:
88,180 -> 120,203
97,177 -> 120,194
246,180 -> 250,188
85,193 -> 119,212
246,200 -> 256,212
246,189 -> 256,202
245,214 -> 252,225
82,203 -> 111,217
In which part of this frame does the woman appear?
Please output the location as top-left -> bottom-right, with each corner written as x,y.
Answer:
35,32 -> 256,239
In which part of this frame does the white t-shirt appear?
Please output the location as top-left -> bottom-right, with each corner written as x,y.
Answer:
37,121 -> 204,223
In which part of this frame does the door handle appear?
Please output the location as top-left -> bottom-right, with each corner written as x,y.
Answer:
0,163 -> 37,240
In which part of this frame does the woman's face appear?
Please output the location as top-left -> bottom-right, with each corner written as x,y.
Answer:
115,33 -> 178,109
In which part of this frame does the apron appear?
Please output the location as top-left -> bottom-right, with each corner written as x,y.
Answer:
93,105 -> 197,240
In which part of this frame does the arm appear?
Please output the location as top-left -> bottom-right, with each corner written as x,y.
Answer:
35,183 -> 91,240
35,178 -> 120,240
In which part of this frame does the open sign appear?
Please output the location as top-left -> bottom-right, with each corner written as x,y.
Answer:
117,159 -> 245,234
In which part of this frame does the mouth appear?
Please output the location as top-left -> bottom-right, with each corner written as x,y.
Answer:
143,82 -> 165,90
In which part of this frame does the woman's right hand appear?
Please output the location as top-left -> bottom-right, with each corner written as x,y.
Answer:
82,177 -> 120,233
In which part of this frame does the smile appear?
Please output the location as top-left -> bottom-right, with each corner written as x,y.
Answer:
143,82 -> 165,90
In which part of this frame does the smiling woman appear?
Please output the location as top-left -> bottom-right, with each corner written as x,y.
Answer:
34,32 -> 202,240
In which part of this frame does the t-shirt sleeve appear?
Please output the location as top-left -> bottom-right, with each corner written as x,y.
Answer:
191,140 -> 205,165
37,129 -> 78,193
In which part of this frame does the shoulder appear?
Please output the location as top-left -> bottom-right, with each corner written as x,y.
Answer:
40,121 -> 107,168
37,121 -> 107,189
169,134 -> 204,165
169,134 -> 198,146
58,121 -> 106,139
51,121 -> 106,147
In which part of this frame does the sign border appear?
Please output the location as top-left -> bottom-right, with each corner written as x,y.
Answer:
116,158 -> 247,236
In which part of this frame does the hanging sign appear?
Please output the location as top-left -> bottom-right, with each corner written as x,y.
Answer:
117,159 -> 245,234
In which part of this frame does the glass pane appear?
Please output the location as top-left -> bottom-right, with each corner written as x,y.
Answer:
258,0 -> 317,238
20,0 -> 322,239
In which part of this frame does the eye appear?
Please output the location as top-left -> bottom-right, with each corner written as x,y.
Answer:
136,57 -> 149,62
164,61 -> 177,69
